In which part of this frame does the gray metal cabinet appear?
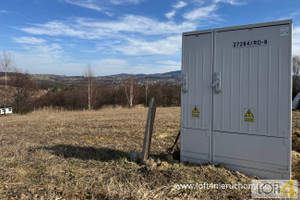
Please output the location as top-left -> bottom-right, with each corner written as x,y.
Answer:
180,20 -> 292,179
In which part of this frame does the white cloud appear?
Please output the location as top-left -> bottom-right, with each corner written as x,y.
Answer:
182,0 -> 245,21
183,4 -> 218,21
214,0 -> 246,6
36,43 -> 62,56
20,15 -> 196,39
190,0 -> 204,4
165,1 -> 187,19
116,36 -> 181,55
165,10 -> 176,19
64,0 -> 103,11
173,1 -> 187,9
18,16 -> 192,60
110,0 -> 142,5
20,43 -> 62,60
13,37 -> 63,61
13,37 -> 46,44
20,21 -> 86,37
64,0 -> 142,15
76,15 -> 196,35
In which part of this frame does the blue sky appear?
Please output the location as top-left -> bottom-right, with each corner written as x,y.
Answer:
0,0 -> 300,76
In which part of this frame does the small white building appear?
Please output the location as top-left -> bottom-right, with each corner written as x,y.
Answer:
0,107 -> 13,115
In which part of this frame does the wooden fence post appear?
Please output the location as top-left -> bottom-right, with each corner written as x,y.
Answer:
141,97 -> 156,162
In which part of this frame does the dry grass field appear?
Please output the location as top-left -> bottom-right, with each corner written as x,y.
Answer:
0,107 -> 299,199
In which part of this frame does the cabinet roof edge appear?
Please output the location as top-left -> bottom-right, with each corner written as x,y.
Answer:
182,19 -> 292,36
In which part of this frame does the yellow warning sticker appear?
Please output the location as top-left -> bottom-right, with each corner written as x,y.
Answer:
244,109 -> 254,122
192,106 -> 200,118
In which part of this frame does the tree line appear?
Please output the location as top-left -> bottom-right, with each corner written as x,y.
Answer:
35,80 -> 180,110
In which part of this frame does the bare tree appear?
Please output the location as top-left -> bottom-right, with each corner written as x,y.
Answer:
125,74 -> 138,107
0,51 -> 15,107
9,70 -> 39,113
84,65 -> 96,110
293,56 -> 300,75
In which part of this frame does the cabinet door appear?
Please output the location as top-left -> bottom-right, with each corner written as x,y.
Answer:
181,32 -> 213,131
212,23 -> 292,179
181,32 -> 213,163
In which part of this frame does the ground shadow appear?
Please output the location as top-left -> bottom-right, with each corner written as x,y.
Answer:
42,145 -> 128,162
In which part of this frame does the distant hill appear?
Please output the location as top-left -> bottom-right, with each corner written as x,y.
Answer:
107,70 -> 181,79
29,70 -> 181,87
